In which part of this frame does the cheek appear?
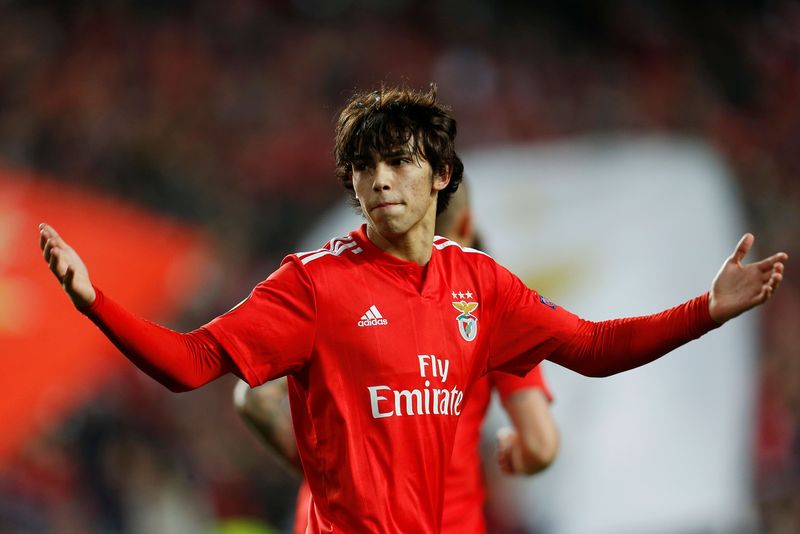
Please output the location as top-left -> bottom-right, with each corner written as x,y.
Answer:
351,175 -> 366,196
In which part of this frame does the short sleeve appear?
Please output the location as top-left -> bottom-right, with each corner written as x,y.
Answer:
486,264 -> 580,377
491,365 -> 554,403
203,256 -> 316,386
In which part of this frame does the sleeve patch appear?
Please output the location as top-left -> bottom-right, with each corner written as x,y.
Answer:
539,295 -> 557,310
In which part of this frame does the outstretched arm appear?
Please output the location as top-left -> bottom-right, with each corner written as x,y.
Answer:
39,223 -> 232,391
549,233 -> 788,377
233,378 -> 302,473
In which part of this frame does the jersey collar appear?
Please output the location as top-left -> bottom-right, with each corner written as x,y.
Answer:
352,224 -> 436,270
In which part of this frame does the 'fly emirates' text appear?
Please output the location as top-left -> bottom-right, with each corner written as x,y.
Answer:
367,354 -> 464,419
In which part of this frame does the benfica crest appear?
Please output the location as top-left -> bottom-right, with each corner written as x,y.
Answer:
452,300 -> 479,342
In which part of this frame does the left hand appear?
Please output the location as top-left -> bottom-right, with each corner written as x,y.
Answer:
709,233 -> 787,323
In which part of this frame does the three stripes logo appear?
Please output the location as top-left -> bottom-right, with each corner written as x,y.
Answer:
357,305 -> 388,327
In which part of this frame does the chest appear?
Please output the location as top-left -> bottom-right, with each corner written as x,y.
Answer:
309,265 -> 492,406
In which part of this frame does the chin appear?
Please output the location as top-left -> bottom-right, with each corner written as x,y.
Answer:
371,218 -> 408,237
378,223 -> 405,236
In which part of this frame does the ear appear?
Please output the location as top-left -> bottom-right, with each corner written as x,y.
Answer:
432,164 -> 451,192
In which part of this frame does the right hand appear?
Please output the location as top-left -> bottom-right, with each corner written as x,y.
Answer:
495,426 -> 521,475
39,223 -> 96,308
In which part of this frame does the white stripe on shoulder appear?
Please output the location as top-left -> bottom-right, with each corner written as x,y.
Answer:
432,236 -> 490,257
295,234 -> 355,259
295,247 -> 327,260
296,234 -> 362,265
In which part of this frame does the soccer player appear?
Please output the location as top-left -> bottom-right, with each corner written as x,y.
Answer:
234,181 -> 559,533
39,86 -> 787,533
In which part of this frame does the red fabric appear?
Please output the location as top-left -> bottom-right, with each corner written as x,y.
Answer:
441,366 -> 551,534
492,365 -> 553,402
485,262 -> 719,377
292,368 -> 551,534
82,225 -> 720,533
82,288 -> 233,392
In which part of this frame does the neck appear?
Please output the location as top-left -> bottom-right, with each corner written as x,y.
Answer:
366,212 -> 436,266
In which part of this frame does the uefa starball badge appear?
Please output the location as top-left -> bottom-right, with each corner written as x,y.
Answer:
452,300 -> 479,342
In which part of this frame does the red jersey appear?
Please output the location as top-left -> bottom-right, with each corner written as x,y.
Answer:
207,226 -> 567,532
291,367 -> 552,534
82,224 -> 719,533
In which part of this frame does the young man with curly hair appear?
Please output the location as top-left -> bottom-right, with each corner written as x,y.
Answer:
40,86 -> 787,533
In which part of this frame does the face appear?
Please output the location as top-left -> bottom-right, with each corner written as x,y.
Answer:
351,145 -> 450,238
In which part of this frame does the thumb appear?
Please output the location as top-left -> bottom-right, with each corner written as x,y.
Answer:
732,233 -> 754,264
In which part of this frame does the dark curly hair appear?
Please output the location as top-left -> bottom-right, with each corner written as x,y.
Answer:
334,85 -> 464,215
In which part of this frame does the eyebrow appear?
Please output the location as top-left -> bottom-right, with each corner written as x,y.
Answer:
352,147 -> 414,164
383,148 -> 413,158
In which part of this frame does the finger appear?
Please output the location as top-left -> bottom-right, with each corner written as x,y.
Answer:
755,253 -> 789,272
39,223 -> 61,244
64,265 -> 75,289
48,248 -> 65,281
761,285 -> 773,302
768,271 -> 783,291
760,262 -> 784,283
39,226 -> 58,251
732,233 -> 754,264
41,223 -> 60,239
496,450 -> 511,472
43,236 -> 66,262
758,273 -> 782,303
43,238 -> 56,262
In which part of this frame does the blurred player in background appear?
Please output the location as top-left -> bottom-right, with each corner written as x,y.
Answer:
234,181 -> 559,533
39,86 -> 787,533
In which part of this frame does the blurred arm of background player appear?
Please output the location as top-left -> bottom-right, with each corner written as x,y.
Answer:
496,389 -> 559,475
233,378 -> 303,474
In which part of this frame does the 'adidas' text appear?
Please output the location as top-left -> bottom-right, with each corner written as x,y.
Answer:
358,305 -> 388,327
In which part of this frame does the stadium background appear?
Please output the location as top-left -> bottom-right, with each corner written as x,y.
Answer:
1,0 -> 798,532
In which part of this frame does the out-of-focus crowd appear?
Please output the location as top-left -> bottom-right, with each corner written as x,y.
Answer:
1,0 -> 798,532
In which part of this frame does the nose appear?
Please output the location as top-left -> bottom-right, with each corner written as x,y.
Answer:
372,161 -> 393,191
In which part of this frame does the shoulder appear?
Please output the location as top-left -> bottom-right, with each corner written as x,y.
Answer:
432,235 -> 491,256
285,232 -> 365,272
433,235 -> 496,267
433,236 -> 527,301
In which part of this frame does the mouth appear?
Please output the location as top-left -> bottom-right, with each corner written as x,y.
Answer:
370,201 -> 403,212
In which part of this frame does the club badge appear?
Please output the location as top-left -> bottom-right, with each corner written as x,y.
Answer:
452,300 -> 479,342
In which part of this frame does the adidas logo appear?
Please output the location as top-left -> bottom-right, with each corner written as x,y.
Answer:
357,305 -> 388,327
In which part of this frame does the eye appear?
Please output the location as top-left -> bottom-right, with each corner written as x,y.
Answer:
390,157 -> 412,166
351,161 -> 368,172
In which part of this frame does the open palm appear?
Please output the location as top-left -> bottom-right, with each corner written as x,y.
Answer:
709,233 -> 787,323
39,223 -> 96,308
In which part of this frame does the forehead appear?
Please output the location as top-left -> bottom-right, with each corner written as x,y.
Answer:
352,138 -> 423,163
